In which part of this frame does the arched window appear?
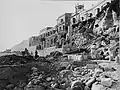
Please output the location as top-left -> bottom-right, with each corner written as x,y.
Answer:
61,19 -> 63,23
89,13 -> 93,17
81,17 -> 84,21
97,8 -> 100,14
53,30 -> 55,34
73,18 -> 76,23
48,32 -> 50,36
59,27 -> 61,30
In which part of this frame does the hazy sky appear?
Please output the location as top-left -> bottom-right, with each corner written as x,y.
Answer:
0,0 -> 98,51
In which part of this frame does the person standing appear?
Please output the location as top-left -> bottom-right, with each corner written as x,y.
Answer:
35,50 -> 39,59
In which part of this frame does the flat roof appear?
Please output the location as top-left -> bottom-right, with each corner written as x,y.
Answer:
71,0 -> 110,18
39,26 -> 57,35
39,27 -> 53,34
56,13 -> 72,21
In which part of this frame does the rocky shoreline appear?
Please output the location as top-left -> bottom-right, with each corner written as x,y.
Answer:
0,52 -> 119,90
0,0 -> 119,90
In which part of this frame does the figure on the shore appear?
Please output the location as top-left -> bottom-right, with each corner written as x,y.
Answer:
21,48 -> 30,56
35,50 -> 39,59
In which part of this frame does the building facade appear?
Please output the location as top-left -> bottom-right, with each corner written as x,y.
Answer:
27,0 -> 119,57
62,0 -> 113,54
56,13 -> 72,48
29,26 -> 58,50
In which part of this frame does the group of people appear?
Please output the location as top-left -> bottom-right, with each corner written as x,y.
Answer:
21,48 -> 39,59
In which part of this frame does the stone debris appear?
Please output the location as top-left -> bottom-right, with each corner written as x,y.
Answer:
85,77 -> 96,87
101,78 -> 113,87
0,52 -> 119,90
91,82 -> 106,90
0,0 -> 119,90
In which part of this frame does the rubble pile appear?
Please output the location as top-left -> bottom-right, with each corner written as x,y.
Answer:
24,58 -> 120,90
0,0 -> 119,90
63,0 -> 119,62
23,0 -> 120,89
0,52 -> 120,90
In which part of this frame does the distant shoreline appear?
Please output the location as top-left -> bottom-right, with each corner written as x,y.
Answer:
0,52 -> 16,57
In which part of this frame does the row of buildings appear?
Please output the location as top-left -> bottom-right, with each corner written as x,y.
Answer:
25,0 -> 119,56
29,13 -> 72,50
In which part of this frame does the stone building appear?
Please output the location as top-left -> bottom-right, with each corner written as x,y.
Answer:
57,13 -> 72,34
28,13 -> 72,56
29,36 -> 39,47
38,27 -> 53,50
27,0 -> 119,57
63,0 -> 114,54
39,26 -> 57,49
56,13 -> 72,48
29,26 -> 57,51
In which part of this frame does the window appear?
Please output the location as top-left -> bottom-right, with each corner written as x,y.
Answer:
97,8 -> 100,14
65,26 -> 68,33
59,27 -> 61,30
65,26 -> 68,30
81,17 -> 84,21
73,18 -> 76,23
50,31 -> 52,35
47,40 -> 49,47
61,19 -> 63,23
48,32 -> 50,36
56,28 -> 58,32
89,13 -> 93,17
63,25 -> 65,30
44,41 -> 46,48
53,30 -> 56,34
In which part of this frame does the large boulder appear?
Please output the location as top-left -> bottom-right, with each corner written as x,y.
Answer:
93,68 -> 103,78
71,80 -> 84,90
86,64 -> 98,70
101,71 -> 119,81
98,63 -> 116,71
101,78 -> 113,87
91,82 -> 106,90
86,77 -> 96,87
59,70 -> 72,78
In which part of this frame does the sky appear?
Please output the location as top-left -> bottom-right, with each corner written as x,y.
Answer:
0,0 -> 98,51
